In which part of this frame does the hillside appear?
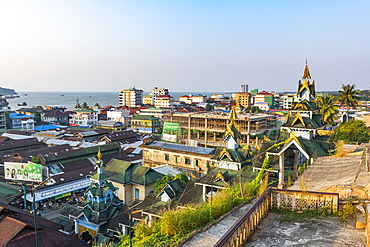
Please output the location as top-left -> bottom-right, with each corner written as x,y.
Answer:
0,87 -> 17,95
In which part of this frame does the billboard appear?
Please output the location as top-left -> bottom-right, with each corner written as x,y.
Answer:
4,162 -> 43,182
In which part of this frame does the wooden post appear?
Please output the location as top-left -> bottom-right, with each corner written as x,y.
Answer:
278,153 -> 285,189
247,120 -> 250,147
366,148 -> 369,172
293,151 -> 299,179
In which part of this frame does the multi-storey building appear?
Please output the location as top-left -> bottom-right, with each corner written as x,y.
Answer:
141,140 -> 215,177
235,92 -> 252,108
240,84 -> 249,93
151,87 -> 169,105
143,94 -> 152,105
282,94 -> 295,109
154,95 -> 174,109
119,87 -> 143,108
253,91 -> 275,109
131,115 -> 160,133
9,113 -> 35,130
166,112 -> 277,147
69,110 -> 99,127
0,97 -> 9,130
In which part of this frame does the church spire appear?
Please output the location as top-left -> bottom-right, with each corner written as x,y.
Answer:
302,59 -> 311,79
297,59 -> 316,102
223,105 -> 241,149
95,145 -> 104,175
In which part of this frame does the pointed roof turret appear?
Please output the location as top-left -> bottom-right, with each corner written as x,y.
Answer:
223,106 -> 242,149
302,59 -> 311,79
91,146 -> 109,181
297,60 -> 316,102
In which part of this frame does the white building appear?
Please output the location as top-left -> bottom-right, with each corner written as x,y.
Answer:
139,107 -> 172,119
9,113 -> 35,130
154,95 -> 175,109
0,97 -> 10,130
282,94 -> 295,109
107,110 -> 131,127
254,102 -> 270,111
151,87 -> 169,105
69,110 -> 99,127
119,87 -> 143,108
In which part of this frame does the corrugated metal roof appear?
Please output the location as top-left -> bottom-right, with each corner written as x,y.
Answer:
0,216 -> 26,246
149,141 -> 214,155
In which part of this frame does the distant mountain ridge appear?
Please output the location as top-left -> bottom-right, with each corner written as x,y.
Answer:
0,87 -> 17,95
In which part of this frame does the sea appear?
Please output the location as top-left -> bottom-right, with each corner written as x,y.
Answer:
6,91 -> 229,111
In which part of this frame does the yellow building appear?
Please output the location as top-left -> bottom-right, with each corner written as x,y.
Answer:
235,92 -> 252,108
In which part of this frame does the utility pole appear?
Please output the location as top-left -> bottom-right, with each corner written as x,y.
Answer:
32,182 -> 39,247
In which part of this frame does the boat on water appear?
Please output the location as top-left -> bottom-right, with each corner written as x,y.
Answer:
18,102 -> 27,106
4,94 -> 20,99
60,95 -> 65,96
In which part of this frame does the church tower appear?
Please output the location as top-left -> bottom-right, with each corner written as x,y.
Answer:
296,59 -> 316,102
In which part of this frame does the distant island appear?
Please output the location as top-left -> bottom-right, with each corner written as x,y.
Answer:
0,87 -> 17,96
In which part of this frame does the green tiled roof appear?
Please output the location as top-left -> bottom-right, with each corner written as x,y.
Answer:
213,147 -> 249,164
90,173 -> 109,181
161,179 -> 186,199
0,182 -> 21,202
132,115 -> 159,121
282,114 -> 324,129
103,159 -> 164,185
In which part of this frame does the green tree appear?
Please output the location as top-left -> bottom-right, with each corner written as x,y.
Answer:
81,102 -> 90,110
94,102 -> 101,108
205,103 -> 213,111
333,120 -> 370,144
31,156 -> 41,164
75,98 -> 81,109
337,84 -> 361,112
246,106 -> 263,113
175,173 -> 189,186
317,95 -> 339,126
154,174 -> 175,193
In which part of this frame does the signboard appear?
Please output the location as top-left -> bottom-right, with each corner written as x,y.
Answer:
4,162 -> 43,182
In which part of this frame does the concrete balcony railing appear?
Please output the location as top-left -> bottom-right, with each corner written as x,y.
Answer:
214,188 -> 339,247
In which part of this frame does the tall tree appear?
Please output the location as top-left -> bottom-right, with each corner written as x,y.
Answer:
317,95 -> 339,126
338,84 -> 361,111
75,98 -> 81,109
81,102 -> 90,110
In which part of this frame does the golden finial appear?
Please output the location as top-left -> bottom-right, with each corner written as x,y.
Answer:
228,105 -> 238,120
97,145 -> 102,163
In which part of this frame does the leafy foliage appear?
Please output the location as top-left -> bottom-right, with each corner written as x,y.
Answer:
333,120 -> 370,144
31,156 -> 41,164
316,95 -> 338,126
246,106 -> 264,113
81,102 -> 90,110
273,207 -> 331,221
337,84 -> 361,110
153,174 -> 189,194
154,174 -> 174,194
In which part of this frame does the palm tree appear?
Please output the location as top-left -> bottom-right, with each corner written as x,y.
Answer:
81,102 -> 90,110
317,95 -> 339,126
338,84 -> 361,111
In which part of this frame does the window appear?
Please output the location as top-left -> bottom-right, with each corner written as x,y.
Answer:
144,150 -> 149,158
195,160 -> 201,167
135,188 -> 140,200
174,156 -> 179,163
164,154 -> 169,161
185,158 -> 191,165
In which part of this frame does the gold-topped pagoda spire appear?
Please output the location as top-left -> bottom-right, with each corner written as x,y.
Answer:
97,145 -> 102,164
302,59 -> 311,79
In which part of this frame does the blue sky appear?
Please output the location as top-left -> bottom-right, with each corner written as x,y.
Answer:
0,0 -> 369,92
